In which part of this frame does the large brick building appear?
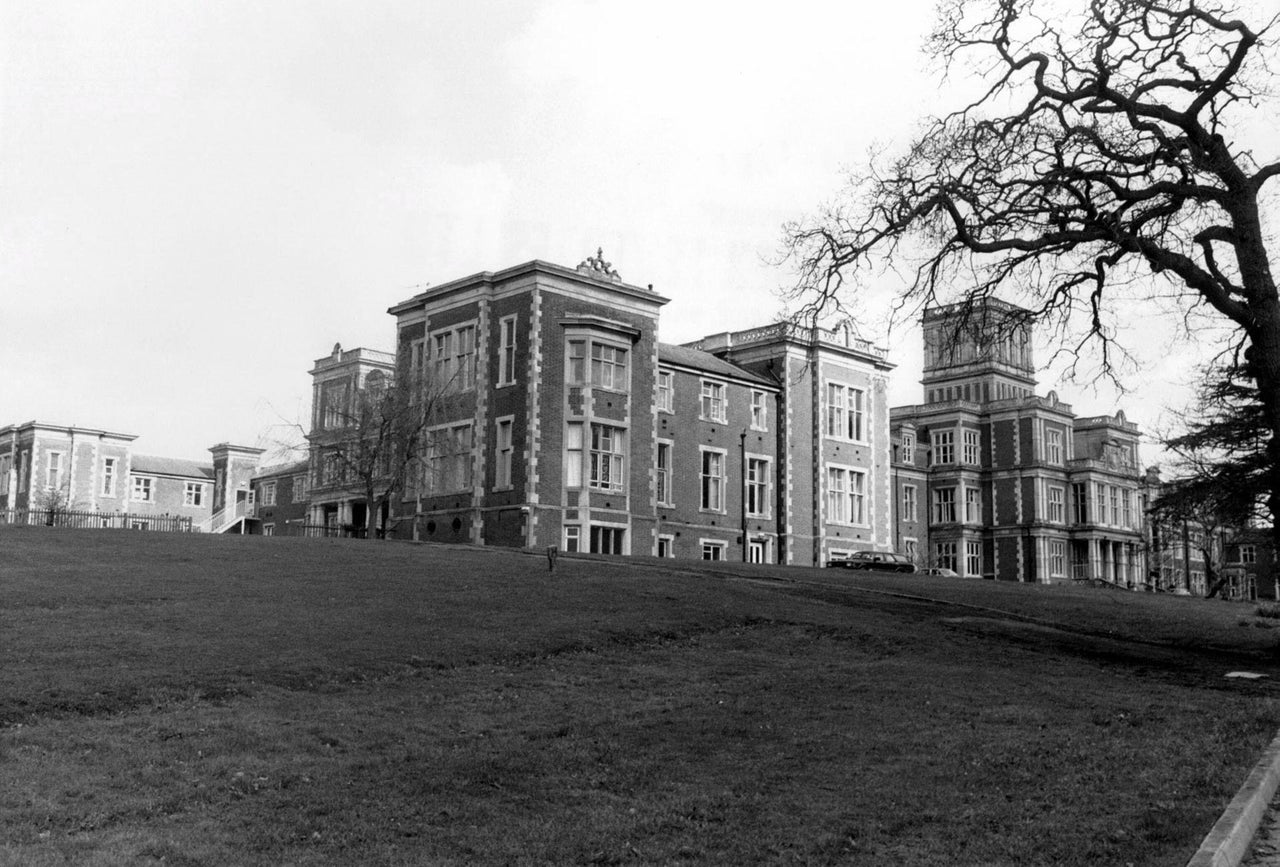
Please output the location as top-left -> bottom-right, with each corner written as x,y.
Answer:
891,300 -> 1147,583
308,251 -> 896,564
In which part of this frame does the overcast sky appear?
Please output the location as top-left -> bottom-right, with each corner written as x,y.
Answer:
2,1 -> 1272,465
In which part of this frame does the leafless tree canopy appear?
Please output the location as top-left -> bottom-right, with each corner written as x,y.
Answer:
784,0 -> 1280,523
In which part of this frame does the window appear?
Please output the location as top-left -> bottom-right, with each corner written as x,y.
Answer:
432,330 -> 453,384
1122,490 -> 1133,528
657,535 -> 674,558
590,343 -> 628,390
498,316 -> 518,386
321,380 -> 346,429
748,539 -> 767,563
454,325 -> 477,390
933,487 -> 957,523
1242,545 -> 1258,564
965,540 -> 982,576
322,452 -> 344,486
656,441 -> 673,506
902,485 -> 918,522
1095,483 -> 1109,524
1050,541 -> 1066,577
826,384 -> 866,441
750,390 -> 768,430
701,541 -> 726,561
263,524 -> 275,536
1046,429 -> 1063,464
132,476 -> 154,502
101,457 -> 117,497
495,418 -> 514,489
590,525 -> 625,555
564,525 -> 581,553
566,423 -> 584,488
826,466 -> 866,525
700,449 -> 726,511
258,482 -> 275,507
293,475 -> 309,503
657,371 -> 674,413
746,457 -> 770,517
964,487 -> 981,523
932,430 -> 955,465
962,430 -> 980,465
589,425 -> 625,491
935,542 -> 958,571
701,380 -> 727,423
903,538 -> 918,562
1048,486 -> 1065,523
901,433 -> 915,464
409,338 -> 427,383
18,450 -> 29,493
45,451 -> 63,490
0,454 -> 10,495
1072,482 -> 1089,524
427,423 -> 474,493
568,340 -> 587,384
1109,486 -> 1120,527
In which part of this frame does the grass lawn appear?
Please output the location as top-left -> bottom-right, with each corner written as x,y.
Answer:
3,529 -> 1280,866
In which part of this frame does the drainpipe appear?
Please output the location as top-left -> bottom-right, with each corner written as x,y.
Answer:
740,428 -> 749,562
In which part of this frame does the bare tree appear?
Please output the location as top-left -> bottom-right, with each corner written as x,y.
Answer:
311,362 -> 441,540
784,1 -> 1279,540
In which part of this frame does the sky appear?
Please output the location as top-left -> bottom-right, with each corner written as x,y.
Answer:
2,1 -> 1274,465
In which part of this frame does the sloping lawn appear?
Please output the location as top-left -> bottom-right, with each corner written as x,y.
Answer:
2,529 -> 1279,866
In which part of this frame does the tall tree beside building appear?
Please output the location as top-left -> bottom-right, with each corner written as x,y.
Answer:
783,1 -> 1279,540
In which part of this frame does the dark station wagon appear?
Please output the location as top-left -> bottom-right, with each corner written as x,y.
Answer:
826,551 -> 917,574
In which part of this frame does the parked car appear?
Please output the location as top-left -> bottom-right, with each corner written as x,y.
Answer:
924,567 -> 959,577
827,551 -> 917,574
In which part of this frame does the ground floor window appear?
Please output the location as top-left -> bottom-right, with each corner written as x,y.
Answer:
935,541 -> 957,572
657,535 -> 674,558
702,540 -> 726,561
748,539 -> 767,564
564,525 -> 581,553
1049,541 -> 1066,577
965,540 -> 981,577
263,523 -> 275,536
590,525 -> 624,555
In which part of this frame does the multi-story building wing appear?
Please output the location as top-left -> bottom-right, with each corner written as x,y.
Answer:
387,252 -> 668,554
892,299 -> 1145,584
685,322 -> 896,566
654,343 -> 781,562
0,421 -> 136,514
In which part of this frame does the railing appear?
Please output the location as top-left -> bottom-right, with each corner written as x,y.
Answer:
1,508 -> 193,533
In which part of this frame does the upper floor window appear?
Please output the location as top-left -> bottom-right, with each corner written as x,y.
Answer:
186,482 -> 206,508
430,324 -> 477,392
1046,429 -> 1063,464
1095,482 -> 1109,524
750,390 -> 768,430
293,475 -> 309,503
568,340 -> 587,384
964,486 -> 981,522
1072,482 -> 1088,524
901,432 -> 915,464
1240,545 -> 1258,564
321,380 -> 347,429
656,441 -> 673,505
0,454 -> 11,496
701,380 -> 727,423
589,424 -> 625,491
657,371 -> 674,413
961,430 -> 980,465
590,343 -> 627,390
1048,485 -> 1065,523
18,450 -> 29,493
932,430 -> 955,465
45,451 -> 64,490
747,457 -> 770,518
902,484 -> 918,522
495,418 -> 514,489
259,481 -> 276,507
427,423 -> 474,493
498,316 -> 518,386
101,457 -> 117,497
700,448 -> 726,511
132,475 -> 154,503
826,384 -> 866,441
933,486 -> 957,523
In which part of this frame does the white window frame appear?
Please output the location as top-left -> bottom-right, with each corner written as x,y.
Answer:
826,464 -> 867,526
588,424 -> 625,492
700,539 -> 727,561
746,455 -> 771,519
964,486 -> 981,523
656,439 -> 674,506
132,475 -> 155,503
566,422 -> 584,488
567,340 -> 587,385
101,457 -> 117,497
657,370 -> 674,413
961,430 -> 980,465
426,421 -> 475,493
935,541 -> 958,571
1242,545 -> 1258,564
258,481 -> 275,508
825,383 -> 866,442
657,534 -> 675,558
1048,485 -> 1065,523
902,484 -> 918,522
932,430 -> 955,465
700,379 -> 727,423
1046,428 -> 1063,464
18,450 -> 29,493
700,447 -> 727,512
965,540 -> 982,577
933,486 -> 957,523
901,433 -> 915,464
497,315 -> 518,387
564,525 -> 581,553
1050,540 -> 1066,577
748,538 -> 768,564
293,475 -> 309,503
45,451 -> 64,491
495,416 -> 515,490
590,342 -> 628,391
750,390 -> 768,431
0,454 -> 10,496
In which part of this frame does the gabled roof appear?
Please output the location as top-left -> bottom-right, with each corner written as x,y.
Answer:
658,343 -> 775,387
130,455 -> 214,480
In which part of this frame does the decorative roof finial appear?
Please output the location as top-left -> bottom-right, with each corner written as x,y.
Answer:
577,246 -> 621,282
